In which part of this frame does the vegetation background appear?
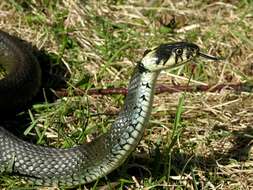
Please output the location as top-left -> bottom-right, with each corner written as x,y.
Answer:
0,0 -> 253,189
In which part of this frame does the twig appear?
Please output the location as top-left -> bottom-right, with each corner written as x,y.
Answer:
54,82 -> 253,97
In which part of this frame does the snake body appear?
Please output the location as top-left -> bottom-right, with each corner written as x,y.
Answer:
0,31 -> 41,112
0,30 -> 217,186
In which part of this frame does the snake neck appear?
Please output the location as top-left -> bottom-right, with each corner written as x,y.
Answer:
110,65 -> 159,148
88,64 -> 160,178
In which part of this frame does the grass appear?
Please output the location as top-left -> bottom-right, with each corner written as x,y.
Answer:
0,0 -> 253,189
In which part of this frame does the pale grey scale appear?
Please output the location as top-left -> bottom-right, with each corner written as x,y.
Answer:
134,106 -> 148,118
122,68 -> 141,110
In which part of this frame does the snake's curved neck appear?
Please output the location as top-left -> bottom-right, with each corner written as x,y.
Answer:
108,65 -> 159,162
77,65 -> 160,184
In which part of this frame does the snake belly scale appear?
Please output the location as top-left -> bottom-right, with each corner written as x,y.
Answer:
0,30 -> 219,186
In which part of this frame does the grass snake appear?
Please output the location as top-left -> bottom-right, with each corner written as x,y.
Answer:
0,30 -> 220,187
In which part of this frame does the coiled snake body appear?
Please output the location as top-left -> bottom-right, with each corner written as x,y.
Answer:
0,30 -> 219,186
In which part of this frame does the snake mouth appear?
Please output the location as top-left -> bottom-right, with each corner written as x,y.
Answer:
198,52 -> 224,61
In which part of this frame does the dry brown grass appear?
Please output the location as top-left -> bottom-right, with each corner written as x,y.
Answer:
0,0 -> 253,189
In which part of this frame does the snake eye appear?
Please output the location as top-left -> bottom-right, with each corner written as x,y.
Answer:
175,48 -> 183,55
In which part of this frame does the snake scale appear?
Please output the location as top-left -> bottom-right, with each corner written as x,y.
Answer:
0,30 -> 219,187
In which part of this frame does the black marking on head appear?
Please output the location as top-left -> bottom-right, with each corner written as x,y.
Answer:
155,42 -> 200,65
155,44 -> 172,65
175,55 -> 178,65
137,61 -> 150,73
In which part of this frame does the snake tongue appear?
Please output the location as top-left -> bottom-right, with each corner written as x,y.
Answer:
198,52 -> 224,61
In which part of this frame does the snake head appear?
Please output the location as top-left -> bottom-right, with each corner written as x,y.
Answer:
141,42 -> 220,72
